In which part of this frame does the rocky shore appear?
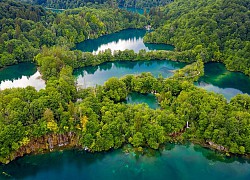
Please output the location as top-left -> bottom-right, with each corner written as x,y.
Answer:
4,132 -> 80,164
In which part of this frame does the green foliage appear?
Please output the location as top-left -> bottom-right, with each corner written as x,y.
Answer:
34,46 -> 189,79
144,0 -> 250,76
0,0 -> 250,164
0,0 -> 46,20
18,0 -> 173,9
172,60 -> 204,82
0,60 -> 250,163
0,0 -> 146,68
103,77 -> 128,102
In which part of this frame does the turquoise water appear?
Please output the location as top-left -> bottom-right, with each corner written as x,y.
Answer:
0,29 -> 250,179
0,63 -> 45,91
74,60 -> 250,101
74,60 -> 186,88
0,29 -> 249,101
125,92 -> 159,109
75,29 -> 174,54
1,144 -> 249,180
119,7 -> 146,15
196,62 -> 250,101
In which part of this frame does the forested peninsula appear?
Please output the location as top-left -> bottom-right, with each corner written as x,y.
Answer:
0,0 -> 250,164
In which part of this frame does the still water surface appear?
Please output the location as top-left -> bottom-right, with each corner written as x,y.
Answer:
0,144 -> 249,180
0,29 -> 249,101
75,29 -> 174,54
0,29 -> 250,179
0,62 -> 45,91
74,60 -> 186,88
125,92 -> 159,109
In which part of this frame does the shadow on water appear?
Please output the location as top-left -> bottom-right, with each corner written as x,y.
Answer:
124,92 -> 159,109
144,43 -> 175,51
0,62 -> 36,82
75,29 -> 174,53
0,149 -> 107,179
192,144 -> 250,164
1,143 -> 250,180
198,62 -> 250,94
75,29 -> 147,52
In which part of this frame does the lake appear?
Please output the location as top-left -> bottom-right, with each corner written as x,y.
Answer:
196,62 -> 250,101
125,92 -> 159,109
0,143 -> 249,180
75,29 -> 174,54
0,62 -> 45,91
74,60 -> 186,88
0,29 -> 250,179
119,7 -> 146,15
0,29 -> 249,101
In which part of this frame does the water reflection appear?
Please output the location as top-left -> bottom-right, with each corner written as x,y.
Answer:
0,63 -> 45,91
197,62 -> 250,101
1,144 -> 250,180
74,60 -> 186,88
75,29 -> 174,53
119,7 -> 146,15
125,92 -> 159,109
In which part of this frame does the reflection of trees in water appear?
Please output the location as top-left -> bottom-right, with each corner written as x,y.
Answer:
0,149 -> 108,179
76,29 -> 146,52
199,62 -> 250,94
84,66 -> 99,75
0,62 -> 36,82
74,65 -> 99,76
164,143 -> 176,151
113,61 -> 137,70
99,62 -> 113,71
193,144 -> 250,164
125,92 -> 159,109
144,43 -> 174,51
73,60 -> 187,78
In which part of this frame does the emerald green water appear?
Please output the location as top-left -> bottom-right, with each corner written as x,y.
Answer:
125,92 -> 159,109
1,29 -> 250,179
75,29 -> 174,54
0,63 -> 45,91
0,29 -> 249,101
196,62 -> 250,101
74,60 -> 186,88
119,7 -> 146,14
1,144 -> 249,180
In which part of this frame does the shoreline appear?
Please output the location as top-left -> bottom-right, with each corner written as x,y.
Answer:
1,133 -> 249,165
0,27 -> 249,77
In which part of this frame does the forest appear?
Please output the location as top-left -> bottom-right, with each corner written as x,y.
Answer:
0,0 -> 147,68
17,0 -> 173,9
144,0 -> 250,76
0,48 -> 249,164
0,0 -> 249,164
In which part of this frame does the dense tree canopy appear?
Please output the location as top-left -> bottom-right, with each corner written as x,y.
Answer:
144,0 -> 250,76
0,0 -> 250,165
0,0 -> 146,68
18,0 -> 173,9
0,55 -> 250,164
